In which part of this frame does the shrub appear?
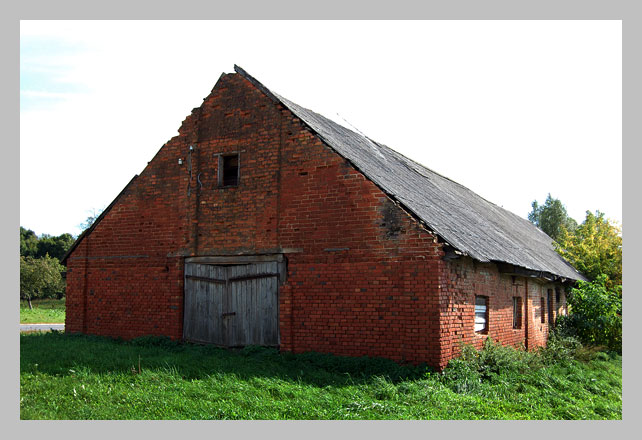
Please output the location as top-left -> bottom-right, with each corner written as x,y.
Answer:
565,275 -> 621,353
441,338 -> 540,393
440,357 -> 482,394
538,330 -> 582,365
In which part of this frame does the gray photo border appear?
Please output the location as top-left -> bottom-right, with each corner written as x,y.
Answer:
4,0 -> 634,437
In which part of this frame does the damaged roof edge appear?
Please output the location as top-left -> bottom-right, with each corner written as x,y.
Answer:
61,175 -> 139,265
234,65 -> 281,105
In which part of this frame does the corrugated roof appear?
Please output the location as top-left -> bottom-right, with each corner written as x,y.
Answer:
235,65 -> 586,281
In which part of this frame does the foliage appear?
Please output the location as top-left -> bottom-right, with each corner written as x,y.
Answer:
20,255 -> 66,307
20,227 -> 39,258
556,211 -> 622,288
20,227 -> 75,260
20,333 -> 621,419
563,275 -> 622,353
36,233 -> 75,261
536,329 -> 583,364
20,298 -> 66,324
19,227 -> 73,303
79,208 -> 104,232
441,338 -> 541,393
528,194 -> 578,242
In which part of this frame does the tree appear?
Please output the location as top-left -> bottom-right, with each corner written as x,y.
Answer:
20,255 -> 66,309
528,194 -> 578,242
20,227 -> 39,257
36,233 -> 75,261
555,210 -> 622,288
79,207 -> 104,231
559,274 -> 622,352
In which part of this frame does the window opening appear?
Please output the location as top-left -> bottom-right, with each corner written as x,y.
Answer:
218,153 -> 239,187
512,297 -> 522,329
541,297 -> 546,323
475,295 -> 488,333
548,289 -> 554,326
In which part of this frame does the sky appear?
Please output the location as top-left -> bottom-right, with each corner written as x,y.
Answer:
20,20 -> 622,237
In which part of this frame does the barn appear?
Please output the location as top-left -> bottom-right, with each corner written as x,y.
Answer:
62,65 -> 586,370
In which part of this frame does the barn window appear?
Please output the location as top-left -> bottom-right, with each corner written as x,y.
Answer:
541,297 -> 546,323
512,297 -> 522,329
475,295 -> 488,333
218,153 -> 239,187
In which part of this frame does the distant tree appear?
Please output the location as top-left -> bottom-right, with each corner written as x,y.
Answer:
20,227 -> 39,257
528,194 -> 578,242
79,207 -> 104,231
20,255 -> 66,309
36,233 -> 76,261
555,210 -> 622,288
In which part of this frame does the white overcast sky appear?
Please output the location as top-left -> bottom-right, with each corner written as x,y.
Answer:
20,20 -> 621,237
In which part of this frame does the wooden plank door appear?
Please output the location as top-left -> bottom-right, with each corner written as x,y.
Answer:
183,263 -> 226,345
183,261 -> 280,347
227,262 -> 279,346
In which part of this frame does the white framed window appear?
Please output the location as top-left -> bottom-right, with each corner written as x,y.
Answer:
475,295 -> 488,333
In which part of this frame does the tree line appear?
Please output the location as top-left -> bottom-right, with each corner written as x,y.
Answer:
19,227 -> 74,308
19,211 -> 102,309
528,194 -> 622,352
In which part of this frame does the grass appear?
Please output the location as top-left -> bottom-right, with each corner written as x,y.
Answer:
20,332 -> 622,420
20,298 -> 65,324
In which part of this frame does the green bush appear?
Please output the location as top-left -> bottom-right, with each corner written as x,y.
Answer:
537,330 -> 582,365
441,338 -> 540,393
565,275 -> 621,353
476,338 -> 539,378
439,357 -> 482,394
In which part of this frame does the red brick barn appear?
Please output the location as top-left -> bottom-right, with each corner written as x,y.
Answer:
62,65 -> 586,370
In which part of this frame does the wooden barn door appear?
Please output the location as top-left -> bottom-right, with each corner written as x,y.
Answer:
183,264 -> 226,345
183,261 -> 280,347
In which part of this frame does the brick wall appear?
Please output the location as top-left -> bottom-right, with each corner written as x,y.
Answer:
437,256 -> 568,368
271,100 -> 445,364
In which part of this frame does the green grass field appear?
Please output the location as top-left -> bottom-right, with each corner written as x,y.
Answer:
20,298 -> 65,324
20,332 -> 622,420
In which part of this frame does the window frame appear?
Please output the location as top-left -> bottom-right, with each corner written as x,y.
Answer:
474,295 -> 489,334
512,296 -> 522,329
540,297 -> 546,323
547,289 -> 554,326
217,152 -> 240,187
